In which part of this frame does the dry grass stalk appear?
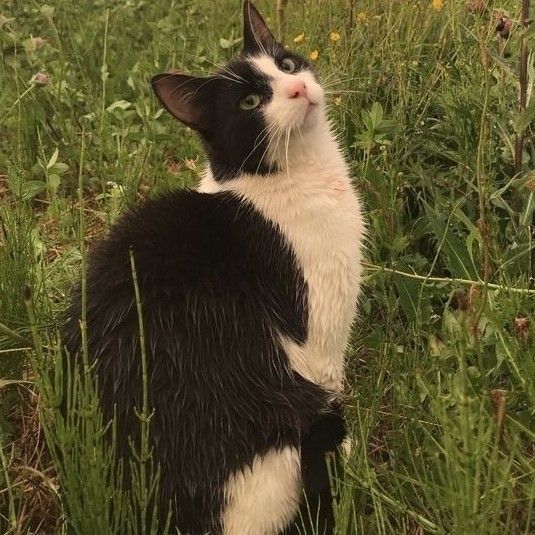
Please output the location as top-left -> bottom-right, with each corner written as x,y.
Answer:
277,0 -> 289,41
490,389 -> 507,443
2,388 -> 60,533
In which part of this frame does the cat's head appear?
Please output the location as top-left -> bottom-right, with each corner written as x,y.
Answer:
152,1 -> 326,182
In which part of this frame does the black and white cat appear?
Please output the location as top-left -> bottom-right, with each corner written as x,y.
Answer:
63,2 -> 364,533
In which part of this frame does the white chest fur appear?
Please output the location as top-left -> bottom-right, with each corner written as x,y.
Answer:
199,128 -> 364,393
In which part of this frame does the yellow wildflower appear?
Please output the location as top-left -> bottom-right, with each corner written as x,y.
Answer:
309,49 -> 319,61
357,12 -> 368,24
293,33 -> 305,43
330,31 -> 341,43
432,0 -> 443,11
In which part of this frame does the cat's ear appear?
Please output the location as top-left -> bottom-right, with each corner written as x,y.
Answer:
151,73 -> 215,132
243,1 -> 276,54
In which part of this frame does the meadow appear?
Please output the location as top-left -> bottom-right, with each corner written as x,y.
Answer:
1,0 -> 534,533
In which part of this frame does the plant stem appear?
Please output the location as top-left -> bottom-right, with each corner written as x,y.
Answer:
362,262 -> 535,295
99,10 -> 110,201
129,248 -> 150,531
0,439 -> 17,530
474,28 -> 493,328
0,84 -> 35,127
78,131 -> 89,365
514,0 -> 531,173
277,0 -> 288,41
348,0 -> 356,30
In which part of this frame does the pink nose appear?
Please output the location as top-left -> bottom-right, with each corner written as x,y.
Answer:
286,80 -> 307,99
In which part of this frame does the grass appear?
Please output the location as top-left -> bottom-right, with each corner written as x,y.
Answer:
0,0 -> 534,532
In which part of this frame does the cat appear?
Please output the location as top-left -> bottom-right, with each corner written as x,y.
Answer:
63,2 -> 365,533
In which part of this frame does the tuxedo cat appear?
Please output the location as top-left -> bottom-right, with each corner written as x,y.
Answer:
63,2 -> 364,533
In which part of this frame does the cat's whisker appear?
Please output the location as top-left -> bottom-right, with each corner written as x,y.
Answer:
239,121 -> 279,173
216,73 -> 245,85
319,72 -> 339,84
166,76 -> 219,102
260,121 -> 286,175
252,126 -> 274,175
284,128 -> 291,176
240,127 -> 271,169
324,90 -> 371,95
216,66 -> 248,85
274,126 -> 287,169
199,58 -> 246,83
257,123 -> 283,175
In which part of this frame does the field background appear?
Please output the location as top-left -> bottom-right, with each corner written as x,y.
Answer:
1,0 -> 534,533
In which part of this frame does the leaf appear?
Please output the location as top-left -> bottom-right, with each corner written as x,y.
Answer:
369,102 -> 383,127
0,15 -> 15,29
465,229 -> 479,277
40,5 -> 55,18
48,174 -> 61,193
513,100 -> 535,133
393,270 -> 432,322
47,148 -> 59,169
521,192 -> 534,227
219,37 -> 230,49
425,204 -> 478,279
106,99 -> 131,112
19,180 -> 47,200
49,162 -> 69,175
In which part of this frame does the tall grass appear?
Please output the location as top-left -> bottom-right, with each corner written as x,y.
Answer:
0,0 -> 534,533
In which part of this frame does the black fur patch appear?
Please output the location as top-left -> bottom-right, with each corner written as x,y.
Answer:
62,190 -> 334,533
204,49 -> 311,182
286,405 -> 346,534
208,57 -> 276,181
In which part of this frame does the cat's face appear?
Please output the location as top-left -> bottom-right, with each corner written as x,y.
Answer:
152,1 -> 326,182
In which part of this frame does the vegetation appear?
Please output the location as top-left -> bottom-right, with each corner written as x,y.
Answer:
1,0 -> 534,532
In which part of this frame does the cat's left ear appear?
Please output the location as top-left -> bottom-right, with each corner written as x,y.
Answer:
151,72 -> 215,133
243,0 -> 277,54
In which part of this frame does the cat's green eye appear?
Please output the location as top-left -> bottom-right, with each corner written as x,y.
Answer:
281,58 -> 297,74
240,94 -> 261,110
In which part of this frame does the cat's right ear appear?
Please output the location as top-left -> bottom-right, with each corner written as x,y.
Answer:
151,73 -> 214,132
243,0 -> 276,54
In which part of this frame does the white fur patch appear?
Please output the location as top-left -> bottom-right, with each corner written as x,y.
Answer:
199,53 -> 365,392
222,446 -> 301,534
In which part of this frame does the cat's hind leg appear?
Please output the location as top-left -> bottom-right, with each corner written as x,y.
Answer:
221,446 -> 302,535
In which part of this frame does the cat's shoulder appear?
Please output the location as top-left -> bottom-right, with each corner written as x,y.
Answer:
115,188 -> 245,235
86,188 -> 294,286
92,189 -> 253,253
